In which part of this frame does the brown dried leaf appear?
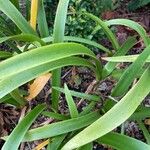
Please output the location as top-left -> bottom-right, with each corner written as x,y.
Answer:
26,73 -> 52,101
144,119 -> 150,125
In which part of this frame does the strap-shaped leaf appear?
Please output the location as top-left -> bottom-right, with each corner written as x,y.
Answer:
84,12 -> 119,50
62,67 -> 150,149
0,34 -> 45,46
93,18 -> 150,46
97,132 -> 150,150
0,0 -> 36,35
64,84 -> 78,118
43,36 -> 111,53
102,36 -> 137,77
130,107 -> 150,120
38,0 -> 49,37
0,51 -> 12,59
112,44 -> 150,96
53,87 -> 100,102
0,43 -> 99,80
21,111 -> 100,142
137,120 -> 150,145
103,54 -> 150,63
47,134 -> 67,150
42,111 -> 70,120
0,57 -> 96,100
2,104 -> 45,150
52,0 -> 70,110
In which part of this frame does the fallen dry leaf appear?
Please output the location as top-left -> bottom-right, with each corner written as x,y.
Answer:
144,118 -> 150,125
26,73 -> 52,101
34,139 -> 49,150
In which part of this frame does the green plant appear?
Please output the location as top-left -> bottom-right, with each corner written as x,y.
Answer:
128,0 -> 150,11
0,0 -> 150,150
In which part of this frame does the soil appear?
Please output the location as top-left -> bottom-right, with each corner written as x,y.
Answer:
0,0 -> 150,149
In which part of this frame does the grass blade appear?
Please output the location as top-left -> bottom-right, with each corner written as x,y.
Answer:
30,0 -> 39,30
0,51 -> 12,59
0,43 -> 98,80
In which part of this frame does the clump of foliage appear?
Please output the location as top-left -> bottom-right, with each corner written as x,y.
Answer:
0,0 -> 150,150
45,0 -> 117,37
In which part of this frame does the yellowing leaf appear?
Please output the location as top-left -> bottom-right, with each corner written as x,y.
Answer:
26,73 -> 51,101
30,0 -> 39,30
34,139 -> 49,150
144,119 -> 150,125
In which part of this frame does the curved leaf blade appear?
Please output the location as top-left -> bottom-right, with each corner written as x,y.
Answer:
64,84 -> 78,118
62,67 -> 150,149
0,43 -> 98,80
84,12 -> 119,50
0,57 -> 96,100
2,104 -> 45,150
97,132 -> 150,150
112,45 -> 150,96
0,0 -> 36,35
22,111 -> 100,142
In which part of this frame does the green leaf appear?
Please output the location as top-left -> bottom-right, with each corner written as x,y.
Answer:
10,89 -> 27,106
80,102 -> 96,116
0,43 -> 99,80
77,143 -> 93,150
21,111 -> 100,142
38,0 -> 49,37
84,12 -> 119,50
53,87 -> 100,102
10,0 -> 20,10
52,0 -> 70,110
94,18 -> 149,46
43,36 -> 111,53
137,120 -> 150,145
0,51 -> 12,59
64,84 -> 78,118
0,56 -> 96,100
102,36 -> 137,77
97,132 -> 150,150
47,134 -> 67,150
62,67 -> 150,149
2,104 -> 45,150
112,44 -> 150,96
103,54 -> 150,63
130,107 -> 150,120
0,0 -> 36,35
42,111 -> 70,120
0,34 -> 46,47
